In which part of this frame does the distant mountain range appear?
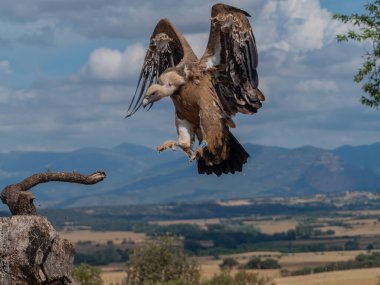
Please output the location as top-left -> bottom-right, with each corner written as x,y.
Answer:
0,142 -> 379,208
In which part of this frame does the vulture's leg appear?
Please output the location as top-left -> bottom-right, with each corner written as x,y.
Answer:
156,116 -> 194,157
157,140 -> 178,152
189,142 -> 205,162
176,116 -> 194,157
189,128 -> 205,162
157,115 -> 194,157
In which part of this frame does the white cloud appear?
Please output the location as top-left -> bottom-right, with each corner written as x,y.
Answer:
0,80 -> 176,152
80,43 -> 146,81
0,86 -> 34,104
99,86 -> 126,104
0,87 -> 10,103
255,0 -> 344,53
0,60 -> 11,75
296,79 -> 339,94
281,0 -> 330,51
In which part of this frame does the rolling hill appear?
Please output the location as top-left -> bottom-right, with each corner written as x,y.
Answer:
0,142 -> 379,208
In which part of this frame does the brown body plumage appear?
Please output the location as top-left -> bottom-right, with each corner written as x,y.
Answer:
127,4 -> 265,176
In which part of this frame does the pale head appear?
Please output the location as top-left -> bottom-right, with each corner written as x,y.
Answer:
143,70 -> 186,107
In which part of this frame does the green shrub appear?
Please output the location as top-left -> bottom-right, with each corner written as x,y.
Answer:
203,271 -> 234,285
345,240 -> 359,250
219,257 -> 239,270
242,257 -> 260,269
72,263 -> 103,285
243,257 -> 281,269
290,252 -> 380,276
125,237 -> 200,285
75,245 -> 128,265
355,254 -> 369,262
204,270 -> 275,285
291,267 -> 313,276
260,258 -> 281,269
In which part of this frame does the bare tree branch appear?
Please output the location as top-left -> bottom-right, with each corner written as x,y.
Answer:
1,171 -> 107,216
17,171 -> 106,192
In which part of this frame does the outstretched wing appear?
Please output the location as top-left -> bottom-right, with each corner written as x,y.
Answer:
126,19 -> 198,117
200,4 -> 265,116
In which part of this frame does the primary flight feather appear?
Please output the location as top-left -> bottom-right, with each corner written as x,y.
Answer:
126,3 -> 265,176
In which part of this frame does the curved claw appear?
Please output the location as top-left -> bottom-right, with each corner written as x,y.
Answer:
189,145 -> 203,162
156,140 -> 178,152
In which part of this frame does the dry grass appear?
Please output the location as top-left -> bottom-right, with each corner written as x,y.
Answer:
198,258 -> 280,280
101,271 -> 127,285
153,218 -> 221,228
318,218 -> 380,237
198,258 -> 222,280
59,230 -> 146,245
275,268 -> 380,285
243,220 -> 297,234
198,250 -> 378,279
278,250 -> 367,270
100,264 -> 127,284
152,209 -> 380,236
79,208 -> 380,285
153,217 -> 297,234
99,250 -> 380,285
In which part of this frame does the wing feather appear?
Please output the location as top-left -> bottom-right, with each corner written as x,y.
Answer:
201,4 -> 265,116
126,19 -> 198,117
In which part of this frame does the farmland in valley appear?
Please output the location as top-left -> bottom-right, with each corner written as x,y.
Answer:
43,192 -> 380,284
97,250 -> 380,285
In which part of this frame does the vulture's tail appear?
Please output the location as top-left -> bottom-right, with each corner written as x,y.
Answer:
197,131 -> 250,176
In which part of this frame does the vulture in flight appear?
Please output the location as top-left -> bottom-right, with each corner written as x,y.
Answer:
126,3 -> 265,176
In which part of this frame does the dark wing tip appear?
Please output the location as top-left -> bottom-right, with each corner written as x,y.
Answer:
124,112 -> 134,119
212,3 -> 251,17
125,103 -> 143,118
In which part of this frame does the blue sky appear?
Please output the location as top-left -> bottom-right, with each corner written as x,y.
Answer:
320,0 -> 367,14
0,0 -> 378,152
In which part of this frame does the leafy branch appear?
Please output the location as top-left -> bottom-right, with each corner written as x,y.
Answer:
333,0 -> 380,109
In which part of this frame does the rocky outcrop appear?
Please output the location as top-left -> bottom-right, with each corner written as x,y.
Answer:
0,171 -> 107,285
0,215 -> 76,285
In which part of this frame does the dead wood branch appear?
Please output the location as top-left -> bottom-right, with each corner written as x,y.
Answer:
1,171 -> 106,215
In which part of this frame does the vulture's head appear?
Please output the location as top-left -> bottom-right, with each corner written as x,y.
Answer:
143,70 -> 186,107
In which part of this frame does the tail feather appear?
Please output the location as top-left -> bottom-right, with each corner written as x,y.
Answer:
197,131 -> 249,176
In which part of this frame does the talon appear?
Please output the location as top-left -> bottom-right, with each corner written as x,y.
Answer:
189,146 -> 203,162
181,147 -> 193,158
156,140 -> 178,153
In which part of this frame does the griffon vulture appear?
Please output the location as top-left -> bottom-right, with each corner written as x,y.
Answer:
126,3 -> 265,176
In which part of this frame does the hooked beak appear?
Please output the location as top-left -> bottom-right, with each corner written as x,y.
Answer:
142,96 -> 150,108
142,90 -> 160,108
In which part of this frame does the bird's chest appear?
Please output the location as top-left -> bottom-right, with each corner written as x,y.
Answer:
171,84 -> 201,125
